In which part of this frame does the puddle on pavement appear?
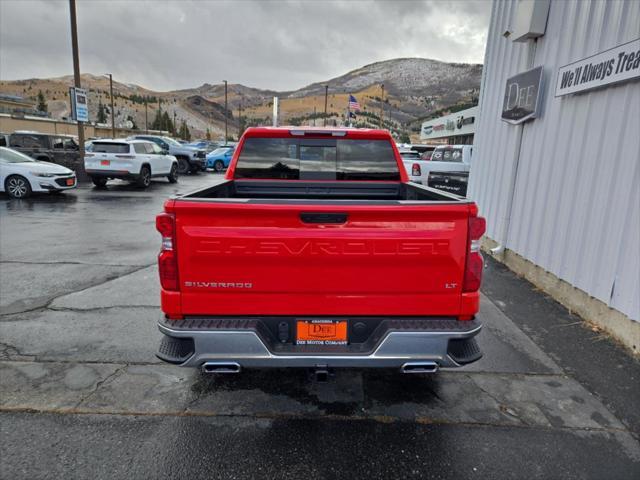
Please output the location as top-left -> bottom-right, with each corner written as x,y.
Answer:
190,368 -> 443,415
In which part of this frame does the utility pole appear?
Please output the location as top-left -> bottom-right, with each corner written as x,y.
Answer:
68,0 -> 86,180
313,106 -> 316,127
144,97 -> 148,133
380,84 -> 384,129
223,80 -> 228,145
238,100 -> 243,139
323,85 -> 328,126
107,73 -> 115,138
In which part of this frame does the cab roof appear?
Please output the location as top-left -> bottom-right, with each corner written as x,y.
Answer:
242,126 -> 393,140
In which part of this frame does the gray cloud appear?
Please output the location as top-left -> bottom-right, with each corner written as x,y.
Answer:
0,0 -> 490,91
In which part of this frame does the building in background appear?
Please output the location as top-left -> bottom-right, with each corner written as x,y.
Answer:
469,0 -> 639,352
420,106 -> 478,144
0,94 -> 45,117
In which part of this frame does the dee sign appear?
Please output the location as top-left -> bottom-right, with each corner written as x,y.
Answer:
501,66 -> 544,124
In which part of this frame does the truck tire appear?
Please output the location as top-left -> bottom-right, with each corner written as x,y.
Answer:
5,175 -> 32,199
177,157 -> 190,175
137,166 -> 151,188
213,160 -> 224,172
92,177 -> 108,188
167,164 -> 178,183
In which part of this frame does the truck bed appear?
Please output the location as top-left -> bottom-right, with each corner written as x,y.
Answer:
177,179 -> 466,203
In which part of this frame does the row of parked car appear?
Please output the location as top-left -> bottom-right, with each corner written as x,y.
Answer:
398,144 -> 473,196
0,130 -> 237,197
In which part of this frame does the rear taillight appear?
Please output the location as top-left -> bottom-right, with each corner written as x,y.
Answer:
412,163 -> 421,176
156,212 -> 178,291
462,216 -> 486,293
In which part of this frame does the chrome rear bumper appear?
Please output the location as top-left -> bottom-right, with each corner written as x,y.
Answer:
157,316 -> 482,369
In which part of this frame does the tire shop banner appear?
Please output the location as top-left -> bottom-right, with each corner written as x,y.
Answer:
555,38 -> 640,97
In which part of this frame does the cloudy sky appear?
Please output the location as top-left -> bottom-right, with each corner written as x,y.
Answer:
0,0 -> 491,92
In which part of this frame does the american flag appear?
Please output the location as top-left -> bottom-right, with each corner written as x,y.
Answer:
348,94 -> 360,111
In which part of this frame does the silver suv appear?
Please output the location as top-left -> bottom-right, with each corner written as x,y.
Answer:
128,135 -> 206,174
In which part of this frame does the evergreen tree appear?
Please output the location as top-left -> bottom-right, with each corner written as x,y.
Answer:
162,111 -> 174,134
97,102 -> 107,123
36,90 -> 47,112
178,120 -> 191,141
205,128 -> 211,140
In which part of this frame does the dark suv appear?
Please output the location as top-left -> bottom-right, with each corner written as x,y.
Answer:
7,132 -> 80,171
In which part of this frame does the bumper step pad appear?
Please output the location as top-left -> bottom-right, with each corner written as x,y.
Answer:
447,337 -> 482,365
156,335 -> 195,364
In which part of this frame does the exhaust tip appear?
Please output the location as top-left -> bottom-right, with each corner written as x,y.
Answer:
401,362 -> 439,374
202,362 -> 241,374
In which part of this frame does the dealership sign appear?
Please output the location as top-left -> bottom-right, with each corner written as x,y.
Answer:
420,106 -> 478,141
501,66 -> 544,124
555,38 -> 640,97
69,87 -> 89,122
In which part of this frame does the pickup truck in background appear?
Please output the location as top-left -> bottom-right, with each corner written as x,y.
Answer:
405,145 -> 473,196
155,127 -> 485,377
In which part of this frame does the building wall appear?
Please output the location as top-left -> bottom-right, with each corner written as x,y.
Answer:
469,0 -> 640,322
0,114 -> 165,139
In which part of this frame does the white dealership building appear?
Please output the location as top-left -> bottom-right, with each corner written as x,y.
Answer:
469,0 -> 639,351
420,106 -> 478,145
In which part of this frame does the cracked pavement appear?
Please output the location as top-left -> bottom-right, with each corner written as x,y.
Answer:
1,175 -> 639,479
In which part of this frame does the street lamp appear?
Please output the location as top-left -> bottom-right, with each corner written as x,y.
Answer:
104,74 -> 115,138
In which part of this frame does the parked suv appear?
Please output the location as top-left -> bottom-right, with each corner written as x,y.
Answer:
7,132 -> 80,171
128,135 -> 206,174
85,139 -> 178,188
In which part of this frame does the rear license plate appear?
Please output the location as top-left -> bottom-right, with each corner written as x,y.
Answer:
296,320 -> 347,345
66,178 -> 74,186
101,160 -> 110,166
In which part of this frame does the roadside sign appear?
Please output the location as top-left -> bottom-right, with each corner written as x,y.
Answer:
501,66 -> 544,124
69,87 -> 89,122
555,38 -> 640,97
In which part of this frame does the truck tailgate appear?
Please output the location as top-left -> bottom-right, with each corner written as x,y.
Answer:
171,201 -> 470,316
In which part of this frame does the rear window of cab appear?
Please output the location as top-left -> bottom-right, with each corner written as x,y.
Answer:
234,137 -> 400,181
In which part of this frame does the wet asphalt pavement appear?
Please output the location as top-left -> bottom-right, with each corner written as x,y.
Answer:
1,174 -> 639,479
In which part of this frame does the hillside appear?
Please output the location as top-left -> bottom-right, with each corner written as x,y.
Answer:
0,58 -> 481,140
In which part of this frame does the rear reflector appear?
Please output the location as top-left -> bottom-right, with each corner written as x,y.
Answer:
158,250 -> 178,291
156,213 -> 178,291
469,216 -> 486,242
463,216 -> 486,293
463,252 -> 484,292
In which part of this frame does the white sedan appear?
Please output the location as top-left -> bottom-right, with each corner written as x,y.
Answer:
0,146 -> 77,199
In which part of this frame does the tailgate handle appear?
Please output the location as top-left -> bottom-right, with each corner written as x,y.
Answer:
300,212 -> 348,224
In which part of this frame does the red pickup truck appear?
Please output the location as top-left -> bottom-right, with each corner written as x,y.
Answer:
155,127 -> 485,376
